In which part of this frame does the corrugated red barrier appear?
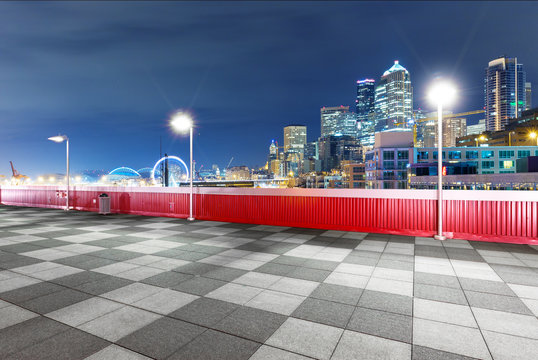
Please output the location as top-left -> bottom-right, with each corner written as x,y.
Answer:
1,186 -> 537,244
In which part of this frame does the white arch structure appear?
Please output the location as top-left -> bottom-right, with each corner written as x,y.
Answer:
151,155 -> 190,183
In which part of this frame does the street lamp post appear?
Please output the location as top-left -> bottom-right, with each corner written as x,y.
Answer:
170,111 -> 195,221
429,82 -> 456,241
48,135 -> 69,211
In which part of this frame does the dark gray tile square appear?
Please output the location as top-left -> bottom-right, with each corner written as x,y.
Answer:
73,276 -> 133,295
358,289 -> 413,316
255,262 -> 296,276
152,249 -> 188,258
173,262 -> 220,275
180,244 -> 225,255
168,329 -> 259,360
0,282 -> 66,304
292,298 -> 354,328
215,306 -> 287,342
347,307 -> 412,343
270,255 -> 307,266
141,271 -> 193,288
414,284 -> 468,305
83,239 -> 130,248
310,283 -> 363,306
302,259 -> 339,271
174,251 -> 210,261
204,267 -> 248,282
53,254 -> 98,268
459,277 -> 517,296
50,271 -> 108,288
465,290 -> 533,315
117,317 -> 205,359
90,249 -> 141,261
1,243 -> 43,254
169,298 -> 239,327
445,248 -> 484,262
287,267 -> 330,282
0,317 -> 70,357
5,328 -> 109,360
1,256 -> 42,269
259,243 -> 298,254
172,276 -> 226,296
20,288 -> 92,314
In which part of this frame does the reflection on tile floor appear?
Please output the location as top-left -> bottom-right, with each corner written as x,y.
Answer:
1,205 -> 538,359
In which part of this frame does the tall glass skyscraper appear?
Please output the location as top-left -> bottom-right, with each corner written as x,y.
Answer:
356,79 -> 376,121
484,56 -> 526,131
374,61 -> 413,132
320,106 -> 349,137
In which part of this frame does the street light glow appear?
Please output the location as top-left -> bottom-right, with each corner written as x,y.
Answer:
170,111 -> 193,133
428,82 -> 457,106
530,132 -> 537,139
48,135 -> 68,143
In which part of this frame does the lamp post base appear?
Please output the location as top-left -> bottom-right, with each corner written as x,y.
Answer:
187,217 -> 195,221
434,234 -> 447,241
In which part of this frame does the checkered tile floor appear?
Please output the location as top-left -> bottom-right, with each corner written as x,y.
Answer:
1,206 -> 538,360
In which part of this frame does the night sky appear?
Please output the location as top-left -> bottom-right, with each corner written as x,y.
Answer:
1,1 -> 537,178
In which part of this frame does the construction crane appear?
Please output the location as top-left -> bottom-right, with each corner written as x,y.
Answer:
10,161 -> 29,184
395,110 -> 485,145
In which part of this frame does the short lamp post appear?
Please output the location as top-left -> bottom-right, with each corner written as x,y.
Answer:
428,82 -> 456,241
48,135 -> 69,211
475,135 -> 487,147
170,111 -> 195,221
530,131 -> 538,146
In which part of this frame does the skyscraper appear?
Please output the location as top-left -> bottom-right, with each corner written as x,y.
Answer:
283,125 -> 307,153
374,60 -> 413,132
356,79 -> 376,121
320,106 -> 349,137
526,82 -> 532,110
484,56 -> 526,131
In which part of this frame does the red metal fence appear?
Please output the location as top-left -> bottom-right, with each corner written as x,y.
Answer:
1,186 -> 537,244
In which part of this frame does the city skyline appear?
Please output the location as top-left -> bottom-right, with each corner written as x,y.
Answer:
1,2 -> 537,177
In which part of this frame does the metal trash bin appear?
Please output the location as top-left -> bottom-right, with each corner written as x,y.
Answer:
98,193 -> 111,215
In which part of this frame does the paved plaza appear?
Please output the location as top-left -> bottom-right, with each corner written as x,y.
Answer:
0,205 -> 538,359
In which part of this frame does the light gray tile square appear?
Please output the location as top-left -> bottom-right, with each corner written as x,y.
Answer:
332,330 -> 411,360
266,318 -> 343,360
206,283 -> 263,305
246,289 -> 305,315
414,298 -> 477,328
268,277 -> 319,296
47,297 -> 123,327
482,330 -> 538,360
131,289 -> 198,314
472,307 -> 538,339
0,305 -> 38,330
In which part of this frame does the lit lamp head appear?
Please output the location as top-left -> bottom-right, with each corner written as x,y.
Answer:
170,111 -> 193,134
530,132 -> 537,139
428,82 -> 457,106
479,135 -> 487,142
48,135 -> 68,143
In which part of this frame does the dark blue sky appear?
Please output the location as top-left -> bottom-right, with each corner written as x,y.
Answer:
1,1 -> 537,177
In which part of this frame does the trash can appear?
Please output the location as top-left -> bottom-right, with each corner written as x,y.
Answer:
98,193 -> 111,215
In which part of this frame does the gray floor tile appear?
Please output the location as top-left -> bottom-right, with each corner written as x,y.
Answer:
5,328 -> 109,360
348,306 -> 412,343
20,288 -> 92,314
117,317 -> 205,359
412,345 -> 480,360
0,305 -> 38,330
0,281 -> 66,304
465,289 -> 533,315
292,297 -> 354,328
167,329 -> 259,360
302,259 -> 339,271
0,317 -> 70,357
169,297 -> 238,327
378,259 -> 415,271
255,262 -> 296,276
482,329 -> 538,360
358,289 -> 413,316
414,283 -> 468,305
249,345 -> 311,360
173,262 -> 220,275
309,283 -> 363,306
343,254 -> 379,266
73,275 -> 133,295
47,297 -> 123,327
83,344 -> 152,360
266,318 -> 343,360
171,276 -> 226,295
270,255 -> 307,266
50,271 -> 108,287
215,306 -> 287,342
286,267 -> 330,282
203,267 -> 248,281
459,277 -> 516,296
78,306 -> 161,342
472,307 -> 538,339
414,272 -> 461,289
413,318 -> 492,359
332,330 -> 411,360
140,270 -> 193,288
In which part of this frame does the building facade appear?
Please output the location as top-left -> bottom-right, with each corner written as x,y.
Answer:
356,79 -> 376,121
484,56 -> 526,131
467,119 -> 486,136
320,106 -> 349,137
374,60 -> 413,132
283,125 -> 307,153
526,82 -> 532,110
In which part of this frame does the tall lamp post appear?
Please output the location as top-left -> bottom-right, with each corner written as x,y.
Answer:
170,111 -> 195,221
428,82 -> 456,241
48,135 -> 69,211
